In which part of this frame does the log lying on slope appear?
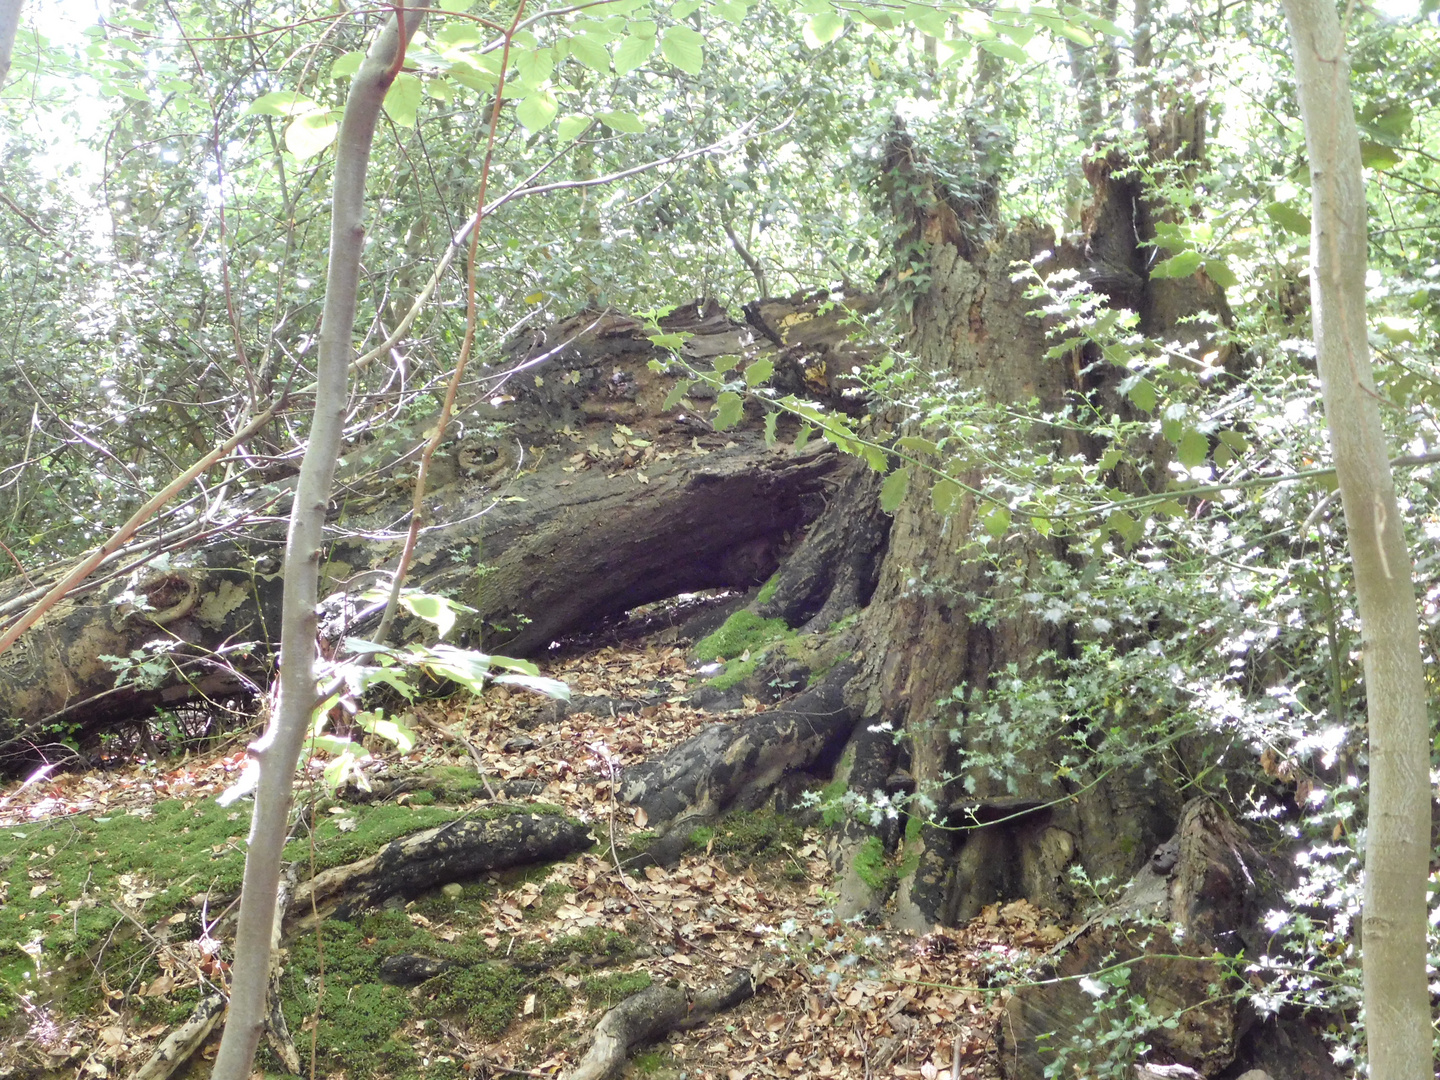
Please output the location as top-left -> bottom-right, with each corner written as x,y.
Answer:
288,809 -> 594,927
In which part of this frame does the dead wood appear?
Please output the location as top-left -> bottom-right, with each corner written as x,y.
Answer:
288,810 -> 594,928
128,991 -> 226,1080
563,969 -> 755,1080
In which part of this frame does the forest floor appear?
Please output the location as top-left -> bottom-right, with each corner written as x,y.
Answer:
0,618 -> 1073,1080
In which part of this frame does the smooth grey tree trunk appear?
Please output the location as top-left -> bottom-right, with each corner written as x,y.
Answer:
209,6 -> 429,1079
0,0 -> 21,87
1280,2 -> 1433,1076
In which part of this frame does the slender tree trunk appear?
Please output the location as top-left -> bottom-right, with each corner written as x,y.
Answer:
0,0 -> 21,87
1279,2 -> 1432,1076
209,6 -> 428,1078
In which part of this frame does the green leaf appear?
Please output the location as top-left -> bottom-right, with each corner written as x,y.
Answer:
568,33 -> 612,72
384,72 -> 423,126
1203,259 -> 1238,288
285,112 -> 339,160
331,52 -> 366,80
1031,515 -> 1051,536
1217,430 -> 1250,454
1053,22 -> 1094,45
1149,250 -> 1203,279
714,391 -> 744,430
862,444 -> 889,472
672,0 -> 703,15
1176,429 -> 1209,468
596,109 -> 647,132
663,379 -> 692,410
1108,510 -> 1141,545
744,357 -> 774,386
880,467 -> 911,513
614,33 -> 656,73
517,89 -> 559,132
660,25 -> 704,73
713,0 -> 751,22
493,673 -> 571,699
982,504 -> 1011,539
517,47 -> 556,87
977,38 -> 1029,62
402,593 -> 458,640
1265,200 -> 1311,235
763,410 -> 778,446
248,90 -> 321,117
1360,141 -> 1403,170
794,421 -> 814,451
448,62 -> 497,92
895,435 -> 940,456
557,114 -> 590,142
1377,316 -> 1419,343
931,478 -> 962,514
1127,378 -> 1157,413
355,710 -> 417,753
803,12 -> 845,47
713,354 -> 739,373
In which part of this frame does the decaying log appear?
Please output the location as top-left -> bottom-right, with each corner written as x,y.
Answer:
0,291 -> 874,747
563,969 -> 755,1080
288,810 -> 593,927
129,991 -> 227,1080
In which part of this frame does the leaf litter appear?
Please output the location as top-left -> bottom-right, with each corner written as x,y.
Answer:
0,629 -> 1071,1079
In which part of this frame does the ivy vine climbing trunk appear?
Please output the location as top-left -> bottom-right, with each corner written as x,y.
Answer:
209,6 -> 429,1079
1280,1 -> 1433,1075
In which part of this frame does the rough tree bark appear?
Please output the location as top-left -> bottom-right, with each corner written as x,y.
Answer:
210,6 -> 429,1078
1280,0 -> 1433,1074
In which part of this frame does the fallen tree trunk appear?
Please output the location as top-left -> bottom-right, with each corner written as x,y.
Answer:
288,809 -> 594,927
564,969 -> 755,1080
0,294 -> 871,748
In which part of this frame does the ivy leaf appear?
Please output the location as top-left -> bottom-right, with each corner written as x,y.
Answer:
880,467 -> 911,513
1149,250 -> 1203,279
383,72 -> 423,126
285,112 -> 339,160
714,391 -> 744,430
516,89 -> 559,132
744,357 -> 774,387
660,25 -> 704,74
614,33 -> 656,73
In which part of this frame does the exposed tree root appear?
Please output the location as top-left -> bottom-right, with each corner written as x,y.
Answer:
563,969 -> 755,1080
619,661 -> 859,833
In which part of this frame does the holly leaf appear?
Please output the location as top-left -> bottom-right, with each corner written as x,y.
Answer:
714,391 -> 744,430
880,467 -> 911,513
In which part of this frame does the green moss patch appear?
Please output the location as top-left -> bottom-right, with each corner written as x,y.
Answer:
580,970 -> 652,1007
688,809 -> 802,859
852,836 -> 891,890
693,611 -> 793,664
756,572 -> 782,605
